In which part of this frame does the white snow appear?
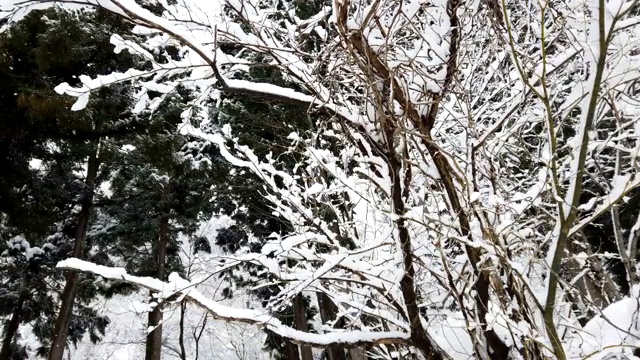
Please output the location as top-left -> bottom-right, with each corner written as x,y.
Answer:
57,258 -> 411,347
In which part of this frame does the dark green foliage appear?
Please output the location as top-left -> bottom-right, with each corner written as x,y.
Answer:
191,235 -> 212,254
211,59 -> 313,247
31,302 -> 109,357
208,45 -> 325,359
0,7 -> 148,356
0,5 -> 221,356
94,86 -> 220,281
0,2 -> 344,359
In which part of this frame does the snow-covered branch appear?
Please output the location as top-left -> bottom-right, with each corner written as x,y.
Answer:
6,0 -> 640,357
57,258 -> 410,348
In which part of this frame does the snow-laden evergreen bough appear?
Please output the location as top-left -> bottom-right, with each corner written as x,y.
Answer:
9,0 -> 640,358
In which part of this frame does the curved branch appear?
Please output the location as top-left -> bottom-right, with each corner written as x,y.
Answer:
57,258 -> 410,348
17,0 -> 360,125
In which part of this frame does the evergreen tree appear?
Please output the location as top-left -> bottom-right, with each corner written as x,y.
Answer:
0,7 -> 148,359
93,86 -> 220,360
209,44 -> 340,360
206,1 -> 362,357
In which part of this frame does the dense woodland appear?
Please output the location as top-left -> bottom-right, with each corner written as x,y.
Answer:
1,0 -> 640,359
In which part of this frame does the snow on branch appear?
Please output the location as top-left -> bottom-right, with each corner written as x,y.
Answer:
57,258 -> 411,348
14,0 -> 361,124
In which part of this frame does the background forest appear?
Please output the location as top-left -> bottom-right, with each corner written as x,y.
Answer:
0,0 -> 640,359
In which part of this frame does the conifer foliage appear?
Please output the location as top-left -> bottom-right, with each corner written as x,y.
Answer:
4,0 -> 640,359
0,7 -> 145,359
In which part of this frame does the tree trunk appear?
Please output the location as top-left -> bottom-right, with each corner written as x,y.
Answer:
286,340 -> 300,360
48,148 -> 100,360
382,126 -> 448,360
348,349 -> 367,360
317,292 -> 347,360
0,290 -> 26,359
145,214 -> 170,360
293,294 -> 313,360
178,299 -> 187,360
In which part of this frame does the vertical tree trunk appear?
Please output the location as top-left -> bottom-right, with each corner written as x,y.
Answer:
317,292 -> 347,360
0,290 -> 26,359
48,148 -> 100,360
145,214 -> 170,360
286,340 -> 300,360
348,349 -> 367,360
383,126 -> 447,360
293,294 -> 313,360
178,299 -> 187,360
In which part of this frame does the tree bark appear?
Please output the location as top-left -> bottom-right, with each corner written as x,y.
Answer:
317,292 -> 347,360
286,340 -> 300,360
145,214 -> 170,360
47,148 -> 100,360
293,294 -> 313,360
383,125 -> 447,360
0,290 -> 26,359
178,299 -> 187,360
348,349 -> 367,360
